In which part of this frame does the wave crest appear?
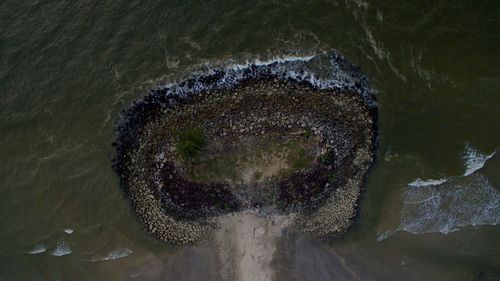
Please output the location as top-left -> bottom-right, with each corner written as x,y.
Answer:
51,239 -> 72,257
463,144 -> 496,176
399,174 -> 500,235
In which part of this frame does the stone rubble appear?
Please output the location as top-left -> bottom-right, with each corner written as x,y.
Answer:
113,76 -> 376,244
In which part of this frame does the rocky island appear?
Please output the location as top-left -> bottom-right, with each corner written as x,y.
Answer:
113,53 -> 377,281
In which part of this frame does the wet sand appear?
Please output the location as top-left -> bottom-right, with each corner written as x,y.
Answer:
123,244 -> 218,281
122,218 -> 370,281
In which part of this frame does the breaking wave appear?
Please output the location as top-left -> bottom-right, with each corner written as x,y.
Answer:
51,239 -> 72,256
406,145 -> 495,188
378,144 -> 498,240
92,248 -> 133,262
149,51 -> 376,108
407,178 -> 447,187
463,144 -> 496,176
399,173 -> 499,235
28,244 -> 47,254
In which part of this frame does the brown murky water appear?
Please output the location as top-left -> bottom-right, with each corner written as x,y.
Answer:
1,0 -> 499,280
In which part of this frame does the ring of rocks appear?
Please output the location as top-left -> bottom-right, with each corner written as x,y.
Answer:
113,64 -> 376,244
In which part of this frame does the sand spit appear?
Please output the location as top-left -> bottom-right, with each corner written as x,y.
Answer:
213,211 -> 293,281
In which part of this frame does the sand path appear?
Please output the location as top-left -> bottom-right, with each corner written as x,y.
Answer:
213,210 -> 293,281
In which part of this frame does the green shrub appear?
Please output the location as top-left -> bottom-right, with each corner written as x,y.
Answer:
303,128 -> 312,139
176,127 -> 207,162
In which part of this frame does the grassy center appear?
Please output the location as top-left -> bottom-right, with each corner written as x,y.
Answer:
179,134 -> 318,185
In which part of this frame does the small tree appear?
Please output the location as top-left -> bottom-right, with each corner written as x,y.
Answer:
176,127 -> 207,163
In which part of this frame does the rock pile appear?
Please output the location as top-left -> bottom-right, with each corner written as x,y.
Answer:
113,73 -> 376,244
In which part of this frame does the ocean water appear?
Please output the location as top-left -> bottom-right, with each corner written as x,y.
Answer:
1,0 -> 499,280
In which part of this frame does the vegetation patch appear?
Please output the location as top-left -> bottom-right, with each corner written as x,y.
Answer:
181,137 -> 317,185
175,127 -> 207,163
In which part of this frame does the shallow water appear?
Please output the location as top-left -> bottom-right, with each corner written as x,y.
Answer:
1,0 -> 499,280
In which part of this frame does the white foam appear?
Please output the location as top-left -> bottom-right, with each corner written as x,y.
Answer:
463,144 -> 496,176
408,178 -> 448,187
378,145 -> 498,241
63,228 -> 74,234
28,244 -> 47,254
226,54 -> 317,70
155,52 -> 376,109
93,248 -> 133,261
398,174 -> 500,235
51,240 -> 72,257
406,144 -> 496,187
